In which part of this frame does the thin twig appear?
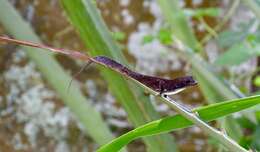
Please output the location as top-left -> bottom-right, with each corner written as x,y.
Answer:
198,17 -> 218,38
160,94 -> 247,152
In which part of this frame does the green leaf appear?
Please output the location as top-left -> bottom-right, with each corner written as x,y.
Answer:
237,117 -> 256,130
246,34 -> 257,43
157,28 -> 173,45
111,31 -> 126,41
215,43 -> 255,65
184,8 -> 221,18
251,126 -> 260,150
255,111 -> 260,123
98,95 -> 260,152
217,20 -> 254,48
142,34 -> 154,44
254,76 -> 260,87
217,31 -> 248,48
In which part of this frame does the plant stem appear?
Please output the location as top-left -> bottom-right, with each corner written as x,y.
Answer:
160,95 -> 247,152
198,17 -> 218,38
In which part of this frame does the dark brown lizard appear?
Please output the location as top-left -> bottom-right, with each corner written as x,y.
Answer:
94,56 -> 197,95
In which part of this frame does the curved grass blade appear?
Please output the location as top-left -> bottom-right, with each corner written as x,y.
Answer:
61,0 -> 178,151
98,95 -> 260,152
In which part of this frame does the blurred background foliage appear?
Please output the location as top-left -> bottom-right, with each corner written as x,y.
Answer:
0,0 -> 260,151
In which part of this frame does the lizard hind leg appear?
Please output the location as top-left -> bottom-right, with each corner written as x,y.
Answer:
66,60 -> 94,93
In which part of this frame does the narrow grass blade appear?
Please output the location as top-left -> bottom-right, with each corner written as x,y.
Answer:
98,95 -> 260,152
157,0 -> 244,140
61,0 -> 177,151
0,0 -> 114,145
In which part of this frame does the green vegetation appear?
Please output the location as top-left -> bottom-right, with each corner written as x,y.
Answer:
1,0 -> 260,151
98,95 -> 260,151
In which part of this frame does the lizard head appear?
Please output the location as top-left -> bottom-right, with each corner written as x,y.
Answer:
161,76 -> 197,95
178,76 -> 197,87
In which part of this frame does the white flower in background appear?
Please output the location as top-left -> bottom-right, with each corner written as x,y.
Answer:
192,0 -> 202,6
55,141 -> 70,152
121,9 -> 134,25
84,80 -> 128,128
119,0 -> 129,7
